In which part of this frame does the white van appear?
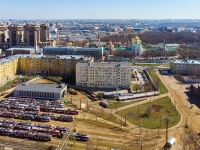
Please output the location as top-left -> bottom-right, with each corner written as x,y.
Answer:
163,137 -> 176,149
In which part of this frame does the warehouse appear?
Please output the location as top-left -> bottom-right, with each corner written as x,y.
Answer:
13,83 -> 67,100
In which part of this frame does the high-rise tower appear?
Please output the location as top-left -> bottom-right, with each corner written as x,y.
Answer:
8,24 -> 24,47
24,24 -> 40,47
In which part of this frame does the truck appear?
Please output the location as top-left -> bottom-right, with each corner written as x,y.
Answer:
163,137 -> 176,149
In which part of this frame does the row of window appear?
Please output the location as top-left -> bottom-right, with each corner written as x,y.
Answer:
18,91 -> 55,98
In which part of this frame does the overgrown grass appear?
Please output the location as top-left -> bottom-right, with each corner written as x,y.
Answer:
131,83 -> 138,91
148,70 -> 168,94
117,96 -> 181,129
110,100 -> 142,109
132,78 -> 136,81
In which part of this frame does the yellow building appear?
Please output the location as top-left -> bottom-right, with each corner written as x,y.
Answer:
0,54 -> 93,87
0,56 -> 19,86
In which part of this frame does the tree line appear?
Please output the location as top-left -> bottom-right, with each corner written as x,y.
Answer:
101,31 -> 200,45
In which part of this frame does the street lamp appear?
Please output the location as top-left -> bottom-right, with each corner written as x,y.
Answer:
79,97 -> 85,109
165,118 -> 170,143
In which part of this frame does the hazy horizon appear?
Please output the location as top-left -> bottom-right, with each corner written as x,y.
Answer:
0,0 -> 200,20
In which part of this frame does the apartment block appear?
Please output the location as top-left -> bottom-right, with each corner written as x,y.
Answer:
0,54 -> 93,87
0,56 -> 19,86
170,59 -> 200,75
76,62 -> 131,88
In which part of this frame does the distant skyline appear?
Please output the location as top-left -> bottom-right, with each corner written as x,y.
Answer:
0,0 -> 200,20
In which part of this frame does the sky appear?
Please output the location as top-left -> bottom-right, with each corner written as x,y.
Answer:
0,0 -> 200,19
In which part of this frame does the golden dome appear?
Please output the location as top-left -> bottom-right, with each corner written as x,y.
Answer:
132,36 -> 141,42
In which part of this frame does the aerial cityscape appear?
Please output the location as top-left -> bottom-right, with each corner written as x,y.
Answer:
0,0 -> 200,150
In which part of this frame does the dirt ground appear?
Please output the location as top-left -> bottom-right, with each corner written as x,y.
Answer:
31,78 -> 57,84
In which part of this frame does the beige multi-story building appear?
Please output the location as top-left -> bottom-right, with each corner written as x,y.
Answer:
7,24 -> 24,47
0,23 -> 55,49
18,54 -> 93,76
0,56 -> 18,86
0,54 -> 93,87
76,62 -> 132,88
170,59 -> 200,75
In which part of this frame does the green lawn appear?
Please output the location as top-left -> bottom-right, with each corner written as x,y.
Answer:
148,70 -> 168,94
132,78 -> 136,81
117,96 -> 181,129
110,100 -> 142,109
0,76 -> 36,93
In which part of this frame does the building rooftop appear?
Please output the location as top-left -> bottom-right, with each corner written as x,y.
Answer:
0,54 -> 93,64
15,54 -> 93,60
0,56 -> 18,64
171,59 -> 200,64
43,47 -> 103,52
6,48 -> 36,51
14,83 -> 67,93
77,62 -> 131,67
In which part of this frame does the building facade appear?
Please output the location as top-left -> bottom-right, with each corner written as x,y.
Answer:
129,36 -> 144,57
76,62 -> 131,88
0,54 -> 93,86
5,48 -> 35,57
43,47 -> 103,60
14,83 -> 67,100
0,56 -> 19,86
0,23 -> 54,49
170,59 -> 200,75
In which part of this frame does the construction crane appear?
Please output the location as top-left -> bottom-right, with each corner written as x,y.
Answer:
56,121 -> 77,150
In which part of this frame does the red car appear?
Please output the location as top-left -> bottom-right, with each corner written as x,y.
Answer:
11,130 -> 31,139
33,115 -> 51,122
28,133 -> 52,141
1,112 -> 18,118
53,108 -> 79,115
31,127 -> 60,137
40,106 -> 55,112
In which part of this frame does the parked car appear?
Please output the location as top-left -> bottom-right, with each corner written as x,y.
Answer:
28,133 -> 52,141
33,115 -> 51,122
11,130 -> 31,139
70,132 -> 90,141
57,115 -> 74,122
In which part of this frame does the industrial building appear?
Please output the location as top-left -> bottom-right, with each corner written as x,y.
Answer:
170,59 -> 200,75
76,62 -> 131,88
5,48 -> 35,57
43,47 -> 103,60
14,83 -> 67,100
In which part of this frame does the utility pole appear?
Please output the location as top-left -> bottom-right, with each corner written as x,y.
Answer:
116,64 -> 120,98
165,118 -> 170,142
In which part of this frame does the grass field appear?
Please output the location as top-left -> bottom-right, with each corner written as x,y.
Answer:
0,76 -> 36,93
117,96 -> 181,129
148,70 -> 168,94
110,100 -> 142,109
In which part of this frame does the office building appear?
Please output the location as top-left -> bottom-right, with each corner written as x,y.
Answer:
76,62 -> 131,88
